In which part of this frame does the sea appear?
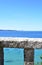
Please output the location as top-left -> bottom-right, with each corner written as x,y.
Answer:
0,30 -> 42,65
0,30 -> 42,38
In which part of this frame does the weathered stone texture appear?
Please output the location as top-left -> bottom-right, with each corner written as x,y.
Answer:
0,48 -> 3,65
8,41 -> 42,48
0,40 -> 42,48
24,62 -> 34,65
24,48 -> 34,62
0,40 -> 42,65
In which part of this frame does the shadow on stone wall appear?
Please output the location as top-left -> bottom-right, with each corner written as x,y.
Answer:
0,48 -> 4,65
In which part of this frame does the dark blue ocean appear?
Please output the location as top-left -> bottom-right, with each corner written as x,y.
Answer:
0,30 -> 42,38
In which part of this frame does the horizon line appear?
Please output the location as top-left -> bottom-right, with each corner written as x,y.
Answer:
0,29 -> 42,31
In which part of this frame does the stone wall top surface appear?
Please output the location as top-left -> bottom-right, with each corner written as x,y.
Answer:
0,38 -> 42,48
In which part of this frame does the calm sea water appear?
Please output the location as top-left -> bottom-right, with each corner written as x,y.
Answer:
0,30 -> 42,38
4,48 -> 24,65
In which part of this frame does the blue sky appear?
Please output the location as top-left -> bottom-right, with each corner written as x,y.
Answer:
0,0 -> 42,31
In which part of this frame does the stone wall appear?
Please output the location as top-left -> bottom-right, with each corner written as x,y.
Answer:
0,48 -> 4,65
0,39 -> 42,65
0,40 -> 42,48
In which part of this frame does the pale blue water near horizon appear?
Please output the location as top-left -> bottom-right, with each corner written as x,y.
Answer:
4,48 -> 24,65
0,30 -> 42,38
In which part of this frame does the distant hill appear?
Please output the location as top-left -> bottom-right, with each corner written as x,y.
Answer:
0,30 -> 42,38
